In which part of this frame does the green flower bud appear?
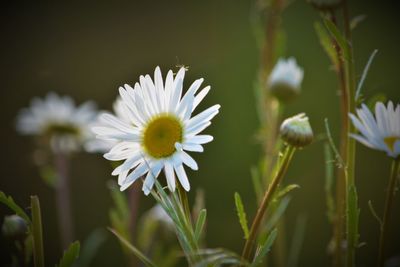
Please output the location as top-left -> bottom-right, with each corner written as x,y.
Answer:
2,215 -> 28,241
280,113 -> 313,148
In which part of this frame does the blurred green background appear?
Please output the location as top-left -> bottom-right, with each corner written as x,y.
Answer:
1,0 -> 400,266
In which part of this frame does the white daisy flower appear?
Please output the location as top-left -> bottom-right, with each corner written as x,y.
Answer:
93,66 -> 220,194
16,92 -> 98,153
84,98 -> 128,153
268,57 -> 304,102
349,101 -> 400,158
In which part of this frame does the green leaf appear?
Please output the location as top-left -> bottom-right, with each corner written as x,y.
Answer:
265,196 -> 290,233
56,241 -> 80,267
324,143 -> 335,222
347,185 -> 360,249
355,49 -> 378,101
77,229 -> 107,267
194,209 -> 207,242
0,191 -> 31,223
31,196 -> 45,267
251,166 -> 263,202
251,229 -> 278,267
314,22 -> 339,67
193,248 -> 246,267
108,228 -> 158,267
323,18 -> 350,61
287,214 -> 307,267
276,184 -> 300,200
234,192 -> 249,239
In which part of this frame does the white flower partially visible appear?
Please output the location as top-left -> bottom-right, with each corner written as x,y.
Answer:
147,204 -> 174,229
349,101 -> 400,158
85,99 -> 128,153
268,57 -> 304,102
93,66 -> 220,194
17,92 -> 98,153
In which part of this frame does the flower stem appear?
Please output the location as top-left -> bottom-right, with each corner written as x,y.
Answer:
177,182 -> 192,226
54,152 -> 74,249
377,159 -> 400,267
128,182 -> 141,267
342,0 -> 358,265
242,145 -> 296,262
31,196 -> 45,267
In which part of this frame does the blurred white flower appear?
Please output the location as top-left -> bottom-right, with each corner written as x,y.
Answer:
350,101 -> 400,158
93,66 -> 220,194
147,204 -> 174,228
16,92 -> 98,153
85,99 -> 128,153
268,57 -> 304,102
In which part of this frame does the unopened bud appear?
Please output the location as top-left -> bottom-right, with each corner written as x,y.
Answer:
280,113 -> 313,148
2,215 -> 28,241
268,58 -> 304,103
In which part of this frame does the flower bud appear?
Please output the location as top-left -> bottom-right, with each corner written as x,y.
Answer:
280,113 -> 313,148
2,215 -> 28,241
268,58 -> 304,103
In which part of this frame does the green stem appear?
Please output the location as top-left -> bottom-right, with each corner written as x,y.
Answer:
242,145 -> 296,262
377,159 -> 400,267
31,196 -> 45,267
342,1 -> 358,266
177,182 -> 192,226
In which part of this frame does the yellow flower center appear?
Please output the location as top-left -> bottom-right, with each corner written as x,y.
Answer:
142,115 -> 183,158
384,136 -> 400,152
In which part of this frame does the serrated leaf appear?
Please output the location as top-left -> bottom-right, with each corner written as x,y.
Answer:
276,184 -> 300,199
109,228 -> 158,267
323,18 -> 350,61
314,22 -> 339,67
0,191 -> 31,223
234,192 -> 249,239
251,229 -> 278,267
57,241 -> 80,267
194,209 -> 207,242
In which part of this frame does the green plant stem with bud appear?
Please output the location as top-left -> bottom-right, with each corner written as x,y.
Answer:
242,145 -> 296,262
377,159 -> 400,267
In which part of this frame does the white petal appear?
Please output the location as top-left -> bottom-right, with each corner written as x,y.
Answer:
193,86 -> 211,111
174,164 -> 190,191
186,104 -> 220,130
180,151 -> 198,170
142,162 -> 163,195
185,135 -> 214,145
164,161 -> 176,192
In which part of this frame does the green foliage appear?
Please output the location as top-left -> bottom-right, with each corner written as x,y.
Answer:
264,196 -> 291,234
347,185 -> 360,249
251,228 -> 278,267
31,196 -> 45,267
77,229 -> 107,267
109,228 -> 158,267
367,200 -> 382,228
251,166 -> 263,202
276,184 -> 300,200
287,215 -> 307,267
323,18 -> 350,61
56,241 -> 80,267
367,93 -> 387,110
355,49 -> 378,101
234,192 -> 250,239
193,248 -> 246,267
107,180 -> 131,255
0,191 -> 31,223
324,143 -> 335,222
194,209 -> 207,243
314,22 -> 339,68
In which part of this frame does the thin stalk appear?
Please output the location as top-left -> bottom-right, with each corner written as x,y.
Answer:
128,182 -> 141,267
377,159 -> 400,267
342,1 -> 358,266
177,182 -> 192,226
54,152 -> 74,249
242,145 -> 296,262
330,11 -> 348,267
31,196 -> 45,267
